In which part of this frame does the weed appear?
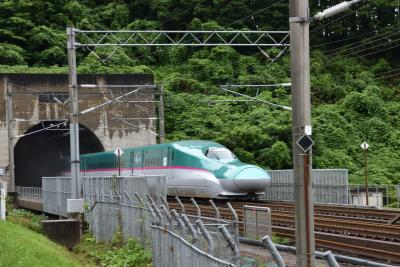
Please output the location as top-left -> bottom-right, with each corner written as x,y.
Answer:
7,208 -> 48,233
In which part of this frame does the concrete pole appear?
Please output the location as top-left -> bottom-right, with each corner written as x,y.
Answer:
158,84 -> 165,143
289,0 -> 315,266
67,27 -> 81,199
5,81 -> 15,192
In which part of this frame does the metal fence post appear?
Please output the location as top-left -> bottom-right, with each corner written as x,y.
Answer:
181,214 -> 198,245
175,196 -> 186,213
161,195 -> 169,210
209,199 -> 220,219
218,225 -> 240,266
196,219 -> 215,255
146,202 -> 158,224
147,193 -> 157,207
322,251 -> 340,267
134,192 -> 144,206
161,205 -> 173,230
124,191 -> 133,204
262,235 -> 286,267
226,202 -> 239,247
171,209 -> 186,235
190,197 -> 201,219
151,203 -> 164,226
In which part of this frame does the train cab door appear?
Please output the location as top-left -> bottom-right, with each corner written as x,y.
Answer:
167,147 -> 173,166
160,148 -> 169,177
132,150 -> 144,175
166,147 -> 178,195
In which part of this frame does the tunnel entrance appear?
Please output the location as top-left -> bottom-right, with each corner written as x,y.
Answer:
14,121 -> 104,187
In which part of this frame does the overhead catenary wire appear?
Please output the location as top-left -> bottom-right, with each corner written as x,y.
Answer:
376,71 -> 400,79
322,38 -> 400,70
220,86 -> 292,111
13,121 -> 68,139
325,27 -> 399,55
226,0 -> 287,27
327,30 -> 400,56
376,67 -> 400,76
311,29 -> 378,48
333,35 -> 400,60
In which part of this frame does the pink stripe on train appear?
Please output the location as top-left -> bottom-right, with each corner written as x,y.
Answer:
82,165 -> 211,173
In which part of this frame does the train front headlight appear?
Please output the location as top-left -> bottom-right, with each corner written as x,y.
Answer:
232,167 -> 270,192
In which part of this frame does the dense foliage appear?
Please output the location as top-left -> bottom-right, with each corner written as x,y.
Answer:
0,0 -> 399,184
74,233 -> 151,267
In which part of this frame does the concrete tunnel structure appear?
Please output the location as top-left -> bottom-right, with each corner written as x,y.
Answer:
0,73 -> 159,191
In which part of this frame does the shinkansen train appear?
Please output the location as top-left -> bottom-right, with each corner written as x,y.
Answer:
79,140 -> 271,198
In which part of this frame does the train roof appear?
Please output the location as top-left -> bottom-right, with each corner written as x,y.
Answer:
81,140 -> 226,158
173,140 -> 224,148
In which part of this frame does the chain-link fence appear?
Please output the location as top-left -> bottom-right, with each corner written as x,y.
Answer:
82,175 -> 166,248
151,225 -> 235,267
81,175 -> 242,265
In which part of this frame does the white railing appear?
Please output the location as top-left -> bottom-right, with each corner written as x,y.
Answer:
16,186 -> 43,199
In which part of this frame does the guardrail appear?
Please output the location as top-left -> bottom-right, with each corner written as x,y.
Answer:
16,186 -> 43,199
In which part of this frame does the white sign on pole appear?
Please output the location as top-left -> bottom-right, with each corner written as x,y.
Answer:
114,148 -> 124,157
360,142 -> 369,150
305,125 -> 312,136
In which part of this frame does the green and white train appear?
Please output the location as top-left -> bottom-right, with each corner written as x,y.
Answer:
79,140 -> 271,198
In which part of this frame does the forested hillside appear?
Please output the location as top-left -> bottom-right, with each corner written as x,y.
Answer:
0,0 -> 399,184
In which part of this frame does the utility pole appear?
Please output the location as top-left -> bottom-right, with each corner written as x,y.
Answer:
5,81 -> 15,193
158,84 -> 165,144
289,1 -> 364,265
67,27 -> 80,200
289,0 -> 315,265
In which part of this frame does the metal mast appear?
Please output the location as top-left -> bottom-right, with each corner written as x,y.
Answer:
67,27 -> 80,200
6,81 -> 15,192
289,0 -> 315,266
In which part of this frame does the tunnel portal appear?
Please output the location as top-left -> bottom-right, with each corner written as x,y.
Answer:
14,121 -> 104,187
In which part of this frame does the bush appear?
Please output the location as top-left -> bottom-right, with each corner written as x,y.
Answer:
74,233 -> 152,267
7,208 -> 47,233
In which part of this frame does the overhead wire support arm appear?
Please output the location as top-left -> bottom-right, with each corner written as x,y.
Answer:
74,29 -> 290,47
220,83 -> 291,89
220,86 -> 292,111
79,84 -> 157,89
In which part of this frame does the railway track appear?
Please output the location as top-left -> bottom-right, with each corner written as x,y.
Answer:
167,199 -> 400,264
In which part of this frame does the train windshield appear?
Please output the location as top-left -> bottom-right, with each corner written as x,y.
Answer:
206,147 -> 236,160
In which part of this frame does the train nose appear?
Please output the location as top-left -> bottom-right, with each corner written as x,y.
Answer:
233,167 -> 270,191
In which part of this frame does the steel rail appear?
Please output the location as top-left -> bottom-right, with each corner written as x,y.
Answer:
168,200 -> 400,263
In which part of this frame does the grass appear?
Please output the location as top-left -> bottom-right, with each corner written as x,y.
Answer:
3,207 -> 151,267
0,220 -> 84,267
